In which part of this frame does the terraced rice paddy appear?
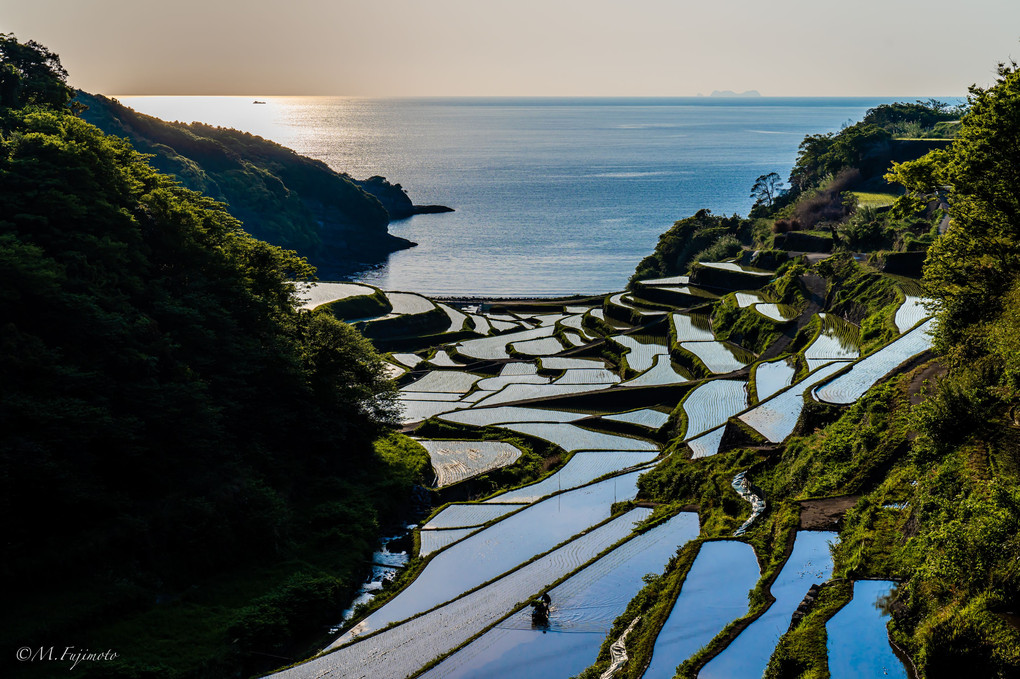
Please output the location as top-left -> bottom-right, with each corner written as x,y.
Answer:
814,318 -> 935,405
418,512 -> 701,679
402,370 -> 483,393
541,357 -> 605,370
894,295 -> 931,332
621,354 -> 688,386
511,336 -> 565,356
561,313 -> 592,335
476,373 -> 550,391
687,427 -> 727,458
699,531 -> 838,679
440,406 -> 585,427
698,261 -> 772,276
417,440 -> 524,487
644,541 -> 760,679
526,313 -> 568,327
639,275 -> 690,285
490,319 -> 521,332
385,291 -> 435,315
681,379 -> 747,440
382,363 -> 406,379
804,314 -> 861,361
281,509 -> 650,679
397,399 -> 466,424
754,358 -> 796,401
399,391 -> 464,401
391,352 -> 423,368
329,471 -> 645,647
754,303 -> 799,322
485,452 -> 659,503
474,382 -> 613,407
672,313 -> 716,342
604,408 -> 670,429
498,422 -> 658,452
460,390 -> 496,403
427,349 -> 461,367
680,341 -> 751,373
439,303 -> 468,332
469,314 -> 492,335
554,368 -> 621,384
739,361 -> 848,443
419,528 -> 475,557
501,362 -> 538,376
735,292 -> 763,307
563,332 -> 587,346
457,326 -> 555,360
295,282 -> 376,310
826,580 -> 907,679
423,502 -> 525,529
612,335 -> 670,372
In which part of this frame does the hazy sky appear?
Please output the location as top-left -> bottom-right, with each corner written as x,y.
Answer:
2,0 -> 1018,96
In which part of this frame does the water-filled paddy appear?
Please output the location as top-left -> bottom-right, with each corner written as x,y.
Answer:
292,509 -> 651,679
554,368 -> 621,384
457,326 -> 555,360
295,282 -> 376,310
672,313 -> 716,342
644,540 -> 760,679
541,356 -> 606,370
397,399 -> 465,424
804,313 -> 860,361
499,422 -> 658,452
687,427 -> 727,459
814,318 -> 935,405
680,341 -> 751,373
511,336 -> 566,356
329,470 -> 645,646
755,302 -> 799,322
385,291 -> 435,315
474,382 -> 613,407
681,379 -> 747,440
438,303 -> 468,332
826,580 -> 907,679
699,530 -> 837,679
612,335 -> 670,372
402,370 -> 483,393
417,440 -> 524,487
754,358 -> 796,401
739,361 -> 848,443
423,502 -> 525,529
485,451 -> 659,503
440,405 -> 585,427
604,408 -> 671,429
426,349 -> 462,367
894,295 -> 931,333
620,354 -> 689,386
699,261 -> 773,276
419,527 -> 476,557
418,512 -> 701,679
735,292 -> 763,307
476,373 -> 551,391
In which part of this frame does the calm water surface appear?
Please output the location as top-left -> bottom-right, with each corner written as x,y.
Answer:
118,96 -> 912,295
826,580 -> 908,679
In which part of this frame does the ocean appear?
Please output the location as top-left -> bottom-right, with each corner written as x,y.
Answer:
117,96 -> 915,296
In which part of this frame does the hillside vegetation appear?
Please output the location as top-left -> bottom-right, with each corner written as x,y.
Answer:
75,92 -> 422,278
0,35 -> 428,678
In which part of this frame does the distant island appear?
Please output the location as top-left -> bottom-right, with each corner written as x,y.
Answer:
701,89 -> 763,98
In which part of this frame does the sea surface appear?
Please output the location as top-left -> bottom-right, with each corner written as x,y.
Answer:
119,96 -> 919,296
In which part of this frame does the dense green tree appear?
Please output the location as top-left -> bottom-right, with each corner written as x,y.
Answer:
888,61 -> 1020,352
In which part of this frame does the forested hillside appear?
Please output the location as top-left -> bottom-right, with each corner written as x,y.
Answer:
75,91 -> 422,278
0,35 -> 427,678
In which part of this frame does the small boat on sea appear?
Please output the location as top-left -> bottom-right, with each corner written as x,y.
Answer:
253,100 -> 266,104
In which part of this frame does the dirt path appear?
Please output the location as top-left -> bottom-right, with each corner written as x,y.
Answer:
798,496 -> 860,530
907,360 -> 946,406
